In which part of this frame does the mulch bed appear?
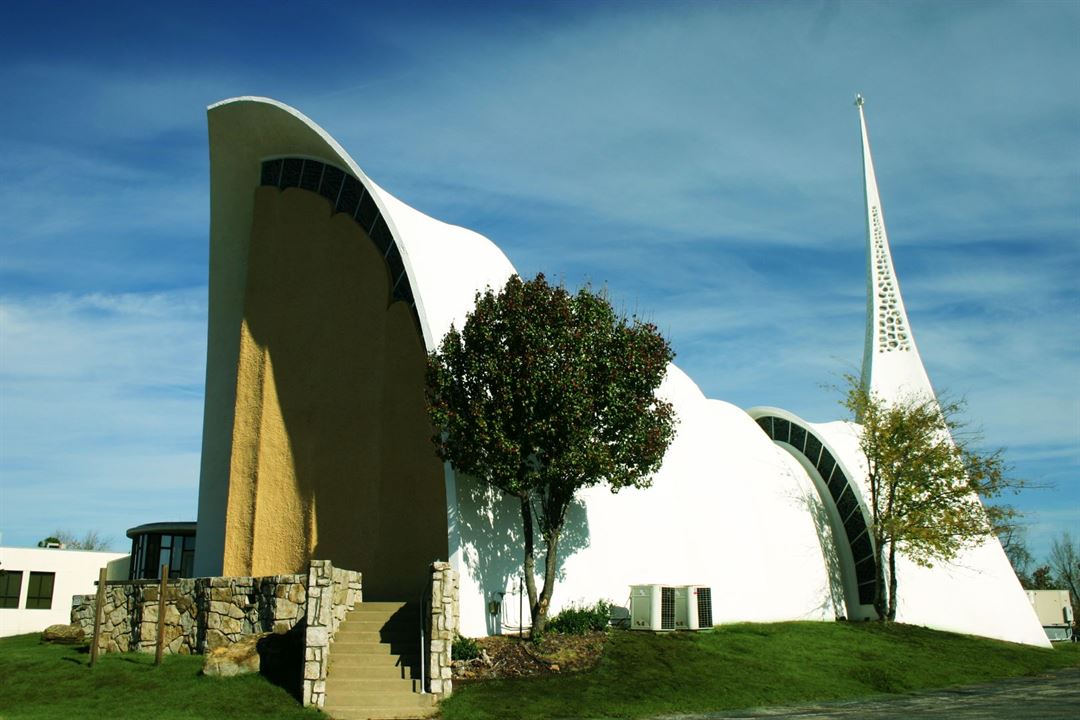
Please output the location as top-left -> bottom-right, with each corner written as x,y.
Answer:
452,631 -> 609,682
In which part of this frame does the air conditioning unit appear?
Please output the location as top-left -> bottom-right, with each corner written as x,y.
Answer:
688,585 -> 713,629
630,585 -> 673,631
630,585 -> 713,631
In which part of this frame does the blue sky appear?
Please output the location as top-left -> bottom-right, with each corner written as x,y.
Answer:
1,1 -> 1077,563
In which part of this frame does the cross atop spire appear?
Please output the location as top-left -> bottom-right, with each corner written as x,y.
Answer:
856,96 -> 936,404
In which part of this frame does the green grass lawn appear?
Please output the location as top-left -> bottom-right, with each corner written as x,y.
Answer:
0,633 -> 322,720
2,624 -> 1076,720
440,622 -> 1080,720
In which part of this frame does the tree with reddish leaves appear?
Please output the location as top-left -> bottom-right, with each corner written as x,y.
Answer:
426,273 -> 676,634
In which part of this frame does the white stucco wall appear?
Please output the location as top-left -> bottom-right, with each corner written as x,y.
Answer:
811,421 -> 1050,647
0,547 -> 128,637
452,366 -> 846,637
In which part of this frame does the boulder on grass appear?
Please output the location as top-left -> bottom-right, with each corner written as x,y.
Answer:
203,633 -> 269,677
42,624 -> 85,644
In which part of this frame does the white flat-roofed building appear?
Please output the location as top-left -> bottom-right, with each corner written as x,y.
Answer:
1026,589 -> 1075,641
0,546 -> 128,637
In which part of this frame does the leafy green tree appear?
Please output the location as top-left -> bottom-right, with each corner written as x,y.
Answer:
426,273 -> 676,633
1048,532 -> 1079,629
842,378 -> 1016,621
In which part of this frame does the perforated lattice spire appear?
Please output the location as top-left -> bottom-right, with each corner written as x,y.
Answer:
856,95 -> 935,403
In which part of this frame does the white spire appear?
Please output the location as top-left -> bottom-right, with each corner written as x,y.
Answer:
856,95 -> 935,403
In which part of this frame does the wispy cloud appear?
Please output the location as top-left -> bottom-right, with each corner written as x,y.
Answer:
0,290 -> 207,548
302,1 -> 1079,254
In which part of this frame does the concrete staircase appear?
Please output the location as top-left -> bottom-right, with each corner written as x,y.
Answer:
323,601 -> 436,720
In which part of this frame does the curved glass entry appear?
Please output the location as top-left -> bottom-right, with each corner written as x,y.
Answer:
127,522 -> 197,580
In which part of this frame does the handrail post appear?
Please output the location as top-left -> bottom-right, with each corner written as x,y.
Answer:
419,581 -> 427,694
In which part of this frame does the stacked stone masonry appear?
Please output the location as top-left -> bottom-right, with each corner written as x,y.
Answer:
72,573 -> 308,655
71,561 -> 362,708
428,561 -> 459,697
69,562 -> 463,709
303,560 -> 363,708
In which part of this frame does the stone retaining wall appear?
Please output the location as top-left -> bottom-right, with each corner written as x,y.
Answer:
72,562 -> 361,707
72,573 -> 309,654
302,560 -> 363,708
69,562 -> 467,710
427,561 -> 459,696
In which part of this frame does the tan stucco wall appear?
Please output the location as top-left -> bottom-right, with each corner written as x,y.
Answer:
221,185 -> 447,600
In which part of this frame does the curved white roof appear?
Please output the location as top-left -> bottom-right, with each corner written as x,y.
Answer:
206,96 -> 516,351
366,179 -> 515,348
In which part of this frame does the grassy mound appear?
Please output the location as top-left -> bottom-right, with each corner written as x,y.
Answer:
440,621 -> 1080,719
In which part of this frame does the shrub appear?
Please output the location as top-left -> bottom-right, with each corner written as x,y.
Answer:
547,600 -> 612,635
452,634 -> 480,661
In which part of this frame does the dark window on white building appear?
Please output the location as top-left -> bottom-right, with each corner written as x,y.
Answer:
26,571 -> 55,610
0,569 -> 22,608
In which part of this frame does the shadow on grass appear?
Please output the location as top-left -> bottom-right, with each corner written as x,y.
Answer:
257,623 -> 305,702
48,626 -> 306,701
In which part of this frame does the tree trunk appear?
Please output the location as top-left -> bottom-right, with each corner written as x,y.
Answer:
887,542 -> 898,621
519,494 -> 540,632
532,530 -> 562,636
873,534 -> 888,621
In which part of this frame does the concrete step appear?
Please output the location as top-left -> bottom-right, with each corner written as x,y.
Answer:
348,601 -> 409,613
340,615 -> 415,627
323,704 -> 435,720
331,650 -> 418,667
326,677 -> 425,694
333,629 -> 418,644
326,660 -> 419,679
343,603 -> 412,621
336,622 -> 418,635
324,600 -> 433,720
330,643 -> 419,660
324,689 -> 436,709
336,619 -> 419,633
329,651 -> 419,667
345,605 -> 417,617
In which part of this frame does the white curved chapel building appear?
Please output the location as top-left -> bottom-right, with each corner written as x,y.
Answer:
193,97 -> 1047,646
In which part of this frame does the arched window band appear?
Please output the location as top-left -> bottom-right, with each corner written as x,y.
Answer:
260,157 -> 418,322
756,415 -> 877,605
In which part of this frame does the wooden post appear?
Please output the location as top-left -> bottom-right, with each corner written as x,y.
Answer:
89,567 -> 107,667
154,564 -> 168,665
